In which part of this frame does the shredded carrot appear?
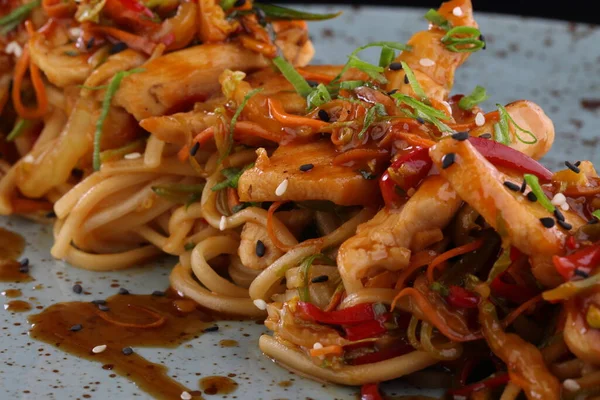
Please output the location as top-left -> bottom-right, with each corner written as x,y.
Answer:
267,201 -> 293,252
296,68 -> 334,84
91,25 -> 156,55
309,344 -> 343,357
426,238 -> 484,282
502,295 -> 543,329
178,126 -> 215,162
392,131 -> 435,148
332,148 -> 389,167
12,24 -> 48,120
394,250 -> 438,290
95,304 -> 166,329
11,197 -> 53,214
268,98 -> 329,130
226,187 -> 240,211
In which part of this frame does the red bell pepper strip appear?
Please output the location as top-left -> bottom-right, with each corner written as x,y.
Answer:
447,373 -> 510,397
343,313 -> 391,341
379,147 -> 432,207
446,285 -> 479,309
490,274 -> 539,304
468,137 -> 553,182
296,302 -> 379,325
552,241 -> 600,281
351,343 -> 414,366
361,383 -> 383,400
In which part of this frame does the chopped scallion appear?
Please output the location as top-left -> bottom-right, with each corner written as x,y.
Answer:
253,3 -> 342,21
358,103 -> 387,139
593,210 -> 600,220
211,163 -> 254,192
306,83 -> 332,109
219,0 -> 237,11
392,93 -> 452,133
298,253 -> 335,303
6,119 -> 30,141
400,61 -> 427,103
272,56 -> 312,97
424,9 -> 451,31
496,104 -> 537,144
493,122 -> 509,145
459,85 -> 489,110
152,183 -> 206,204
339,80 -> 365,90
0,0 -> 40,35
441,26 -> 485,53
221,88 -> 263,162
378,46 -> 395,68
347,56 -> 386,83
523,174 -> 555,213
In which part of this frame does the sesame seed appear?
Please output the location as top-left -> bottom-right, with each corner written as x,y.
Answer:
563,379 -> 581,392
560,202 -> 570,211
574,269 -> 589,278
416,117 -> 425,124
317,109 -> 330,122
557,220 -> 572,230
152,290 -> 165,297
475,112 -> 486,126
574,161 -> 581,167
299,163 -> 314,172
503,181 -> 521,191
564,161 -> 580,173
46,211 -> 57,218
419,58 -> 435,67
527,192 -> 538,202
19,264 -> 28,273
70,324 -> 83,332
540,217 -> 555,228
275,179 -> 288,196
124,152 -> 142,160
109,42 -> 127,54
219,216 -> 226,231
118,288 -> 130,295
86,37 -> 95,49
441,153 -> 456,169
72,284 -> 83,294
23,154 -> 35,163
253,299 -> 267,310
403,74 -> 409,84
553,208 -> 565,222
387,89 -> 398,96
122,347 -> 134,355
98,304 -> 110,312
451,131 -> 469,141
520,180 -> 527,193
181,391 -> 192,400
255,240 -> 266,257
389,62 -> 402,71
312,342 -> 323,350
68,27 -> 82,37
92,345 -> 107,354
311,275 -> 329,283
91,300 -> 106,305
189,142 -> 200,157
452,6 -> 463,16
479,133 -> 492,139
20,258 -> 29,267
5,41 -> 23,58
203,325 -> 219,333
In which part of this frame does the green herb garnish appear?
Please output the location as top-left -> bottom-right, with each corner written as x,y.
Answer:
523,174 -> 555,213
593,210 -> 600,220
211,163 -> 254,192
496,104 -> 537,144
358,103 -> 387,139
424,9 -> 451,31
152,183 -> 206,204
0,0 -> 40,35
486,246 -> 511,283
307,83 -> 332,109
253,3 -> 341,21
221,88 -> 263,162
378,46 -> 395,68
392,93 -> 453,133
459,85 -> 489,110
430,281 -> 449,296
272,56 -> 312,97
339,80 -> 365,90
93,68 -> 144,171
298,253 -> 335,302
441,26 -> 485,53
401,61 -> 428,103
6,119 -> 30,141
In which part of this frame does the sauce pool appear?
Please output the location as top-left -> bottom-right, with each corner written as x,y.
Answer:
0,227 -> 31,282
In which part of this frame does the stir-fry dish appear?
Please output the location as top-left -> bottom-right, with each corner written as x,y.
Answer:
1,0 -> 600,398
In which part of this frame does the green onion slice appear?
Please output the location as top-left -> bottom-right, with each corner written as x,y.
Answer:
339,80 -> 365,90
298,253 -> 335,303
272,56 -> 312,97
424,9 -> 451,31
392,92 -> 453,133
152,183 -> 206,204
486,246 -> 511,283
358,103 -> 387,139
459,85 -> 489,110
378,46 -> 395,68
497,104 -> 537,144
593,210 -> 600,220
6,118 -> 31,141
253,3 -> 342,21
220,88 -> 263,162
523,174 -> 555,213
401,61 -> 428,103
211,163 -> 254,192
493,122 -> 509,145
93,68 -> 144,171
0,0 -> 40,35
430,281 -> 449,296
441,26 -> 485,53
307,83 -> 332,109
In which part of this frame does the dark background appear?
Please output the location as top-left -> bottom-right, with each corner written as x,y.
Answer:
279,1 -> 598,24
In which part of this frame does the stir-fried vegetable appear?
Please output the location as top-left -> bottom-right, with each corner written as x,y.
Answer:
441,26 -> 485,53
211,164 -> 254,191
0,0 -> 40,35
552,242 -> 600,281
379,147 -> 433,207
6,119 -> 31,141
296,302 -> 385,325
459,85 -> 489,110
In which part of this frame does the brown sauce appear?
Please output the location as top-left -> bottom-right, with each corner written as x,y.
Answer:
5,300 -> 31,312
219,339 -> 238,348
0,228 -> 31,282
199,376 -> 238,395
29,292 -> 215,400
2,288 -> 22,298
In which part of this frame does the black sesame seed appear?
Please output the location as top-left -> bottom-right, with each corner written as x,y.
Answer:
255,7 -> 266,25
479,34 -> 487,50
19,265 -> 28,273
97,304 -> 110,312
553,208 -> 565,222
255,240 -> 266,258
451,131 -> 469,141
479,133 -> 492,139
306,80 -> 319,88
416,117 -> 425,124
122,347 -> 134,355
299,163 -> 314,172
91,300 -> 107,305
526,192 -> 538,202
540,217 -> 555,228
69,324 -> 83,332
387,89 -> 398,96
565,161 -> 580,174
109,42 -> 127,54
317,109 -> 330,122
441,153 -> 456,169
72,284 -> 83,294
311,275 -> 329,283
389,62 -> 402,71
574,161 -> 581,167
152,290 -> 165,297
574,269 -> 590,278
86,37 -> 95,49
503,181 -> 520,191
520,180 -> 527,193
589,218 -> 599,225
233,0 -> 246,6
403,74 -> 409,84
203,325 -> 219,332
118,288 -> 130,295
46,211 -> 57,218
20,258 -> 29,267
189,142 -> 200,157
557,220 -> 572,230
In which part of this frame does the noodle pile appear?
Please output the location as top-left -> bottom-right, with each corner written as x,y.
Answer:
1,0 -> 600,398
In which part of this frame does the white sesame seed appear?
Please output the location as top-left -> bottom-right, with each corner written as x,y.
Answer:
219,216 -> 226,231
92,344 -> 107,354
180,391 -> 192,400
22,154 -> 35,163
312,342 -> 323,350
5,41 -> 23,58
253,299 -> 267,310
275,179 -> 288,196
551,193 -> 567,206
419,58 -> 435,67
69,27 -> 82,37
124,152 -> 142,160
563,379 -> 581,391
560,203 -> 570,211
475,112 -> 486,126
452,6 -> 463,16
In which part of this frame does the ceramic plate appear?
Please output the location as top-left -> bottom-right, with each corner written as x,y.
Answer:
1,5 -> 599,400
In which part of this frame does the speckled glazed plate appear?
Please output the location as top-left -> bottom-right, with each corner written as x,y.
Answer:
2,5 -> 599,400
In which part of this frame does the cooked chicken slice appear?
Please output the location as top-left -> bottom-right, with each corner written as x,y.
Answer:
273,21 -> 315,67
338,175 -> 462,294
429,138 -> 586,287
140,107 -> 220,147
471,100 -> 555,160
238,141 -> 380,206
386,0 -> 477,101
114,43 -> 270,120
